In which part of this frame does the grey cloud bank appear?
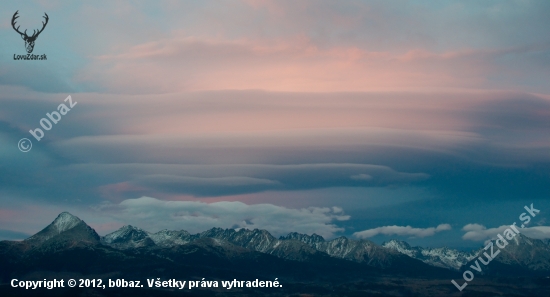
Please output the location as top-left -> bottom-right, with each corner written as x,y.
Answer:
354,224 -> 452,239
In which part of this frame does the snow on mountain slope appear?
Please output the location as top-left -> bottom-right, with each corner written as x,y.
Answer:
100,226 -> 461,269
52,212 -> 83,233
484,234 -> 550,272
149,230 -> 193,247
199,228 -> 278,253
280,233 -> 410,268
24,212 -> 99,247
97,217 -> 550,273
101,225 -> 155,249
382,239 -> 477,270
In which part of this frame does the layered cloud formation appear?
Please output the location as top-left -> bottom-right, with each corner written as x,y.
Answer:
0,1 -> 549,246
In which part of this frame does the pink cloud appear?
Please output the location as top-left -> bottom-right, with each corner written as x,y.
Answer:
63,89 -> 505,138
78,34 -> 498,94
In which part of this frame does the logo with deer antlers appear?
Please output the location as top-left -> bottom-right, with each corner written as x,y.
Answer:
11,11 -> 49,54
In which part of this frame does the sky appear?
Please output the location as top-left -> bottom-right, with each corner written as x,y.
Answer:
1,0 -> 549,250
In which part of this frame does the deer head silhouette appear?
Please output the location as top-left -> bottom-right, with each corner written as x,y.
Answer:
12,11 -> 49,53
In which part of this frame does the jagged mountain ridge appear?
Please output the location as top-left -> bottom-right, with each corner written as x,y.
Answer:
2,213 -> 549,297
101,218 -> 550,274
382,235 -> 550,275
462,234 -> 550,276
5,212 -> 550,275
279,232 -> 418,268
382,239 -> 477,270
101,225 -> 418,268
3,212 -> 455,292
496,234 -> 550,271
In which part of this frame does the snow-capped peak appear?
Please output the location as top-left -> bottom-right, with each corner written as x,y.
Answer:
103,225 -> 147,241
101,225 -> 156,249
382,239 -> 411,249
52,212 -> 83,233
382,240 -> 416,257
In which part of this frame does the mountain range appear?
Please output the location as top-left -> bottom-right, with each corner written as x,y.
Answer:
2,212 -> 550,296
98,213 -> 550,274
101,223 -> 430,270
